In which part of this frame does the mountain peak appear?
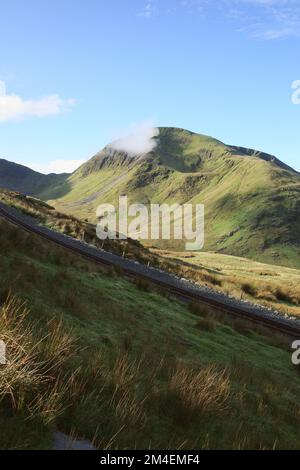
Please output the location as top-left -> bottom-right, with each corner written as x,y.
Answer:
72,126 -> 297,177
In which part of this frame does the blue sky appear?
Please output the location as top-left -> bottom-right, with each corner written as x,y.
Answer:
0,0 -> 299,173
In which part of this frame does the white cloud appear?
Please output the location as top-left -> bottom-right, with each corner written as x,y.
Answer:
0,81 -> 75,123
109,121 -> 159,155
29,159 -> 84,174
138,1 -> 156,18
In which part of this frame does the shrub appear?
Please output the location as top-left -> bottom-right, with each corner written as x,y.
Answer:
275,288 -> 293,304
201,273 -> 222,287
241,283 -> 257,297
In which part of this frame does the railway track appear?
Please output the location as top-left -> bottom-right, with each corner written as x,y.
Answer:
1,201 -> 300,339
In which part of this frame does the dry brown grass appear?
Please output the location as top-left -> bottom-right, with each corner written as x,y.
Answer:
241,283 -> 258,297
0,296 -> 45,409
108,354 -> 148,426
155,249 -> 300,317
0,294 -> 80,423
167,363 -> 230,422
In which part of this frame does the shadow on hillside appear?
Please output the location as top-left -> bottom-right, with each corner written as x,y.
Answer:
37,174 -> 72,201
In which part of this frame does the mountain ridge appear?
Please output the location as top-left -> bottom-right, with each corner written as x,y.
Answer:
75,127 -> 298,176
0,157 -> 69,196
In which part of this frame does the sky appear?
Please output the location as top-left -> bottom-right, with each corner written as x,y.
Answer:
0,0 -> 299,173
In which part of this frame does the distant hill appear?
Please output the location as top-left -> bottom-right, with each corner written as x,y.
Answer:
1,128 -> 300,268
0,158 -> 69,196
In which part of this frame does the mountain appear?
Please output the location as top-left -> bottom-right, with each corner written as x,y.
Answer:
0,158 -> 69,196
41,127 -> 300,268
1,127 -> 300,268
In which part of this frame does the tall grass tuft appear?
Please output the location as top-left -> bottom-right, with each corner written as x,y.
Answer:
162,362 -> 231,425
0,295 -> 80,430
171,363 -> 230,414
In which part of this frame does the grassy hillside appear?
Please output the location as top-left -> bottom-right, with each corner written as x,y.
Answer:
0,188 -> 152,264
1,214 -> 300,449
43,128 -> 300,269
0,158 -> 68,196
1,187 -> 299,317
155,249 -> 300,317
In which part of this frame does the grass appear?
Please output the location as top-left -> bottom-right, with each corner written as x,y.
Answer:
0,295 -> 80,449
0,188 -> 152,264
1,216 -> 300,449
167,363 -> 230,422
195,317 -> 216,331
157,249 -> 300,317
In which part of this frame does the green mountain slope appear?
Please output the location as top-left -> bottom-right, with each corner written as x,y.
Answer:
0,158 -> 69,196
44,127 -> 300,269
